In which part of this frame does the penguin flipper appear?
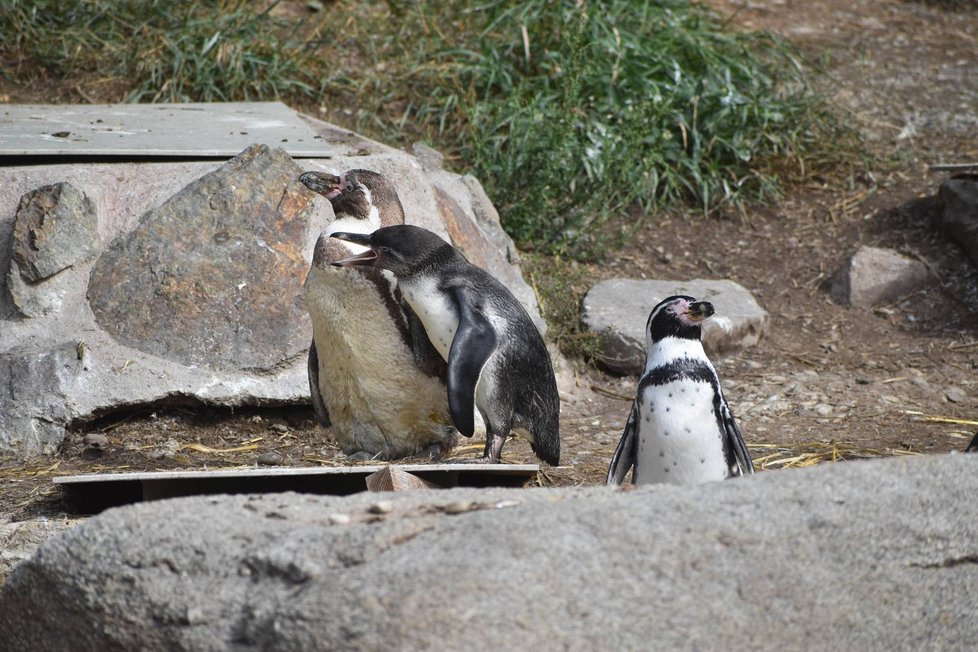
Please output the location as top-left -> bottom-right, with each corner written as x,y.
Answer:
307,340 -> 331,427
721,400 -> 754,476
607,403 -> 639,485
447,288 -> 497,438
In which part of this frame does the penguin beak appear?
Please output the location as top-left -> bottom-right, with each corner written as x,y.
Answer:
329,232 -> 378,267
685,301 -> 715,322
298,171 -> 343,199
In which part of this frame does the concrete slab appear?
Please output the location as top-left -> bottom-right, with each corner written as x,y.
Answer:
0,102 -> 334,158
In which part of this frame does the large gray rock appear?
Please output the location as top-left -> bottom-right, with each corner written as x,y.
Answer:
932,174 -> 978,269
2,454 -> 976,650
88,145 -> 316,370
582,278 -> 768,374
0,111 -> 547,460
830,245 -> 933,307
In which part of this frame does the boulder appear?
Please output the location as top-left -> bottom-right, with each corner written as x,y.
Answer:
1,454 -> 976,650
582,278 -> 768,374
0,110 -> 545,460
932,173 -> 978,269
87,145 -> 317,370
830,245 -> 932,308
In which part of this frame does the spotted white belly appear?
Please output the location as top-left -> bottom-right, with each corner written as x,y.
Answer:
634,378 -> 727,485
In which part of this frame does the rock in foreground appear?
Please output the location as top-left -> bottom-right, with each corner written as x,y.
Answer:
2,454 -> 976,651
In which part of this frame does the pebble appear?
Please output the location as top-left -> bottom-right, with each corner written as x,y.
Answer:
945,387 -> 967,404
443,500 -> 473,514
814,403 -> 833,417
257,451 -> 284,466
328,513 -> 351,525
270,423 -> 289,433
368,501 -> 394,515
83,433 -> 109,448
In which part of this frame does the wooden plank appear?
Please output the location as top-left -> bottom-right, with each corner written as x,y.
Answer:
53,464 -> 539,513
0,102 -> 334,158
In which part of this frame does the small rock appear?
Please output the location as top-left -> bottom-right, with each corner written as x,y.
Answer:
814,403 -> 833,417
327,513 -> 351,526
945,387 -> 967,404
368,501 -> 394,515
82,433 -> 109,449
270,423 -> 289,434
257,451 -> 284,466
443,500 -> 474,515
830,246 -> 932,308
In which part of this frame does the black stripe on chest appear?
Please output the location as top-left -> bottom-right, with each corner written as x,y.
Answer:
639,358 -> 718,390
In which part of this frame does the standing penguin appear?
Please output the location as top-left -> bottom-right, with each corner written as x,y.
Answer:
607,295 -> 753,485
298,169 -> 458,460
329,224 -> 560,465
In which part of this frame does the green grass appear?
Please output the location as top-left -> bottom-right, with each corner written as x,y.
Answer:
0,0 -> 859,258
522,253 -> 607,362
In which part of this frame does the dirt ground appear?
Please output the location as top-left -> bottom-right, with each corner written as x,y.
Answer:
2,0 -> 976,518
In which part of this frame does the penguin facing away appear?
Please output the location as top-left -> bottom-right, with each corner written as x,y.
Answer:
298,169 -> 458,460
607,295 -> 753,485
329,224 -> 561,465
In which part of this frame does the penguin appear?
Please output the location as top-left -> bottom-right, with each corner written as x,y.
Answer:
966,432 -> 978,453
607,295 -> 754,485
329,224 -> 560,465
297,169 -> 458,460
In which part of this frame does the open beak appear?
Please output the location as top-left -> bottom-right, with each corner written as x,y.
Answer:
298,171 -> 342,199
330,232 -> 377,267
685,300 -> 715,322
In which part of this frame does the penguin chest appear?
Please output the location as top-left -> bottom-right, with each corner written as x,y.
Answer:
399,276 -> 459,361
634,378 -> 728,485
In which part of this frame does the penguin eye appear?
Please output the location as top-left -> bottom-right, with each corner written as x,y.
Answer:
345,182 -> 355,192
378,246 -> 391,254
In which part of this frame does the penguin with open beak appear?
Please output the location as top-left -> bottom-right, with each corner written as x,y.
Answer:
607,295 -> 754,485
298,170 -> 458,460
330,224 -> 560,465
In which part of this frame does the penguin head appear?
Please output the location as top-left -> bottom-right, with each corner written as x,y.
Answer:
645,295 -> 714,343
329,225 -> 454,277
298,169 -> 405,226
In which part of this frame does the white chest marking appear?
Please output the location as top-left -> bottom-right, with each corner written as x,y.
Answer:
634,335 -> 728,485
634,379 -> 727,485
400,276 -> 459,361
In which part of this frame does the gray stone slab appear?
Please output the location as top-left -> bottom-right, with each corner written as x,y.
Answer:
0,102 -> 334,157
582,278 -> 769,374
2,454 -> 977,650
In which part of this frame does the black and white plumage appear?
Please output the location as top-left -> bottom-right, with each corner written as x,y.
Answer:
330,224 -> 560,465
607,295 -> 753,485
298,169 -> 457,460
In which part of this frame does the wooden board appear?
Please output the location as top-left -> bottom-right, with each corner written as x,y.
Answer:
53,464 -> 539,513
0,102 -> 334,158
